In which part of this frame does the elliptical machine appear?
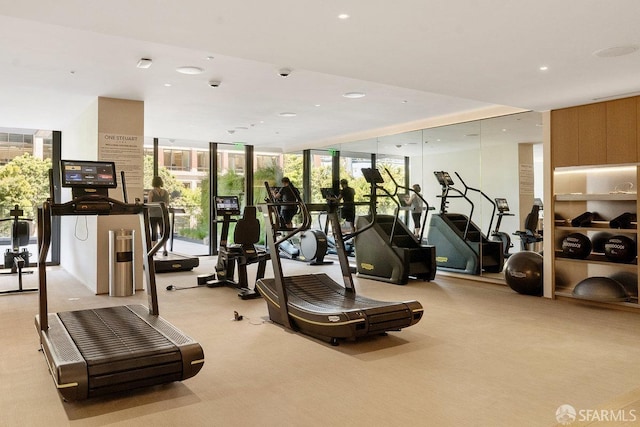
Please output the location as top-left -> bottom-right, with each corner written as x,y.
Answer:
0,204 -> 36,294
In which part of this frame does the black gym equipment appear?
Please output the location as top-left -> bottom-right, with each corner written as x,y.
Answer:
197,196 -> 268,299
590,232 -> 613,253
353,168 -> 436,285
503,251 -> 543,296
152,206 -> 200,273
610,271 -> 638,299
603,235 -> 637,263
255,180 -> 423,346
572,276 -> 629,302
426,171 -> 504,274
0,204 -> 37,294
265,185 -> 330,265
609,212 -> 636,229
561,232 -> 592,259
571,211 -> 594,227
491,198 -> 515,258
513,203 -> 543,252
36,160 -> 204,401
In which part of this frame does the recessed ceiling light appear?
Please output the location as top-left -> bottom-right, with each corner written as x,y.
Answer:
176,66 -> 204,75
593,45 -> 639,58
338,13 -> 350,20
314,104 -> 321,107
343,92 -> 366,99
279,112 -> 297,117
164,83 -> 172,87
539,65 -> 549,71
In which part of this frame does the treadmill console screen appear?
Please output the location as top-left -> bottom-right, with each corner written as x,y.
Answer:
215,196 -> 241,216
61,160 -> 117,188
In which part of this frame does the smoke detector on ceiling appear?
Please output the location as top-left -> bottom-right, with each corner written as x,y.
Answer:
136,58 -> 152,69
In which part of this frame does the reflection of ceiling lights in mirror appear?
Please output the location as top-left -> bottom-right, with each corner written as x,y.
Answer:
176,66 -> 204,75
343,92 -> 366,99
279,112 -> 297,117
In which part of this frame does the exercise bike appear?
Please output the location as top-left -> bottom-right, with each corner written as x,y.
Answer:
0,205 -> 37,294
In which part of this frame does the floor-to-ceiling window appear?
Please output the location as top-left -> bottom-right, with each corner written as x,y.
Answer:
0,128 -> 54,268
144,137 -> 210,256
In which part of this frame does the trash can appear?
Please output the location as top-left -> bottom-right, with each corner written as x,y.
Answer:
109,229 -> 135,297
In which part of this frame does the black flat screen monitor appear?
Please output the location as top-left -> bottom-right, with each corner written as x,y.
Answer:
61,160 -> 117,188
434,171 -> 454,187
215,196 -> 241,216
320,188 -> 336,199
361,168 -> 384,184
495,198 -> 509,211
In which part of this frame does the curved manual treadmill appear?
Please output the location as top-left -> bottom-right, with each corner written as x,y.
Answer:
36,161 -> 203,401
256,181 -> 423,345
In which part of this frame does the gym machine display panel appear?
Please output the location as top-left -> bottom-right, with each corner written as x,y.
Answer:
35,162 -> 204,401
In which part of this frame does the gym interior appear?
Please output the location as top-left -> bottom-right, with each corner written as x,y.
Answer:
1,3 -> 640,427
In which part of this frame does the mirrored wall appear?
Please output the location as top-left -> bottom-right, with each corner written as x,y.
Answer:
321,110 -> 543,277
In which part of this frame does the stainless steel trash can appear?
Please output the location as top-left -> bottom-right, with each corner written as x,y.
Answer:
109,229 -> 135,296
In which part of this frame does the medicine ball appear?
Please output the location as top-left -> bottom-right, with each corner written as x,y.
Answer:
561,233 -> 592,259
591,232 -> 613,253
604,235 -> 636,263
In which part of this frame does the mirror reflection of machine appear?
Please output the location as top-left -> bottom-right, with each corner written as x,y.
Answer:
491,197 -> 514,258
354,168 -> 437,285
151,205 -> 199,273
0,204 -> 36,294
427,171 -> 504,275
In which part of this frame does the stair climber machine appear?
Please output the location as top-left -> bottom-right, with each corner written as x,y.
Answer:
36,160 -> 204,401
427,171 -> 504,275
353,168 -> 437,285
255,181 -> 423,346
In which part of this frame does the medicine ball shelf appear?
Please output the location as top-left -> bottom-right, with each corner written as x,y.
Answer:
552,163 -> 640,308
554,252 -> 637,266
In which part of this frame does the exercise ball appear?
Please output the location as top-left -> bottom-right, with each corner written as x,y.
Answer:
604,235 -> 636,263
561,233 -> 592,259
504,251 -> 543,296
572,276 -> 629,302
591,232 -> 613,253
610,271 -> 638,298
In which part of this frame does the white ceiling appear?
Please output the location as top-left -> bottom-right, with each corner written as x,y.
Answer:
0,1 -> 639,153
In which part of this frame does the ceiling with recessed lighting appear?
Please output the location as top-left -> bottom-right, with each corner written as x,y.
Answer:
0,1 -> 638,153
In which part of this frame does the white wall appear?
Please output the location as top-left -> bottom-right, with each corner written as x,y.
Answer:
60,100 -> 99,290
